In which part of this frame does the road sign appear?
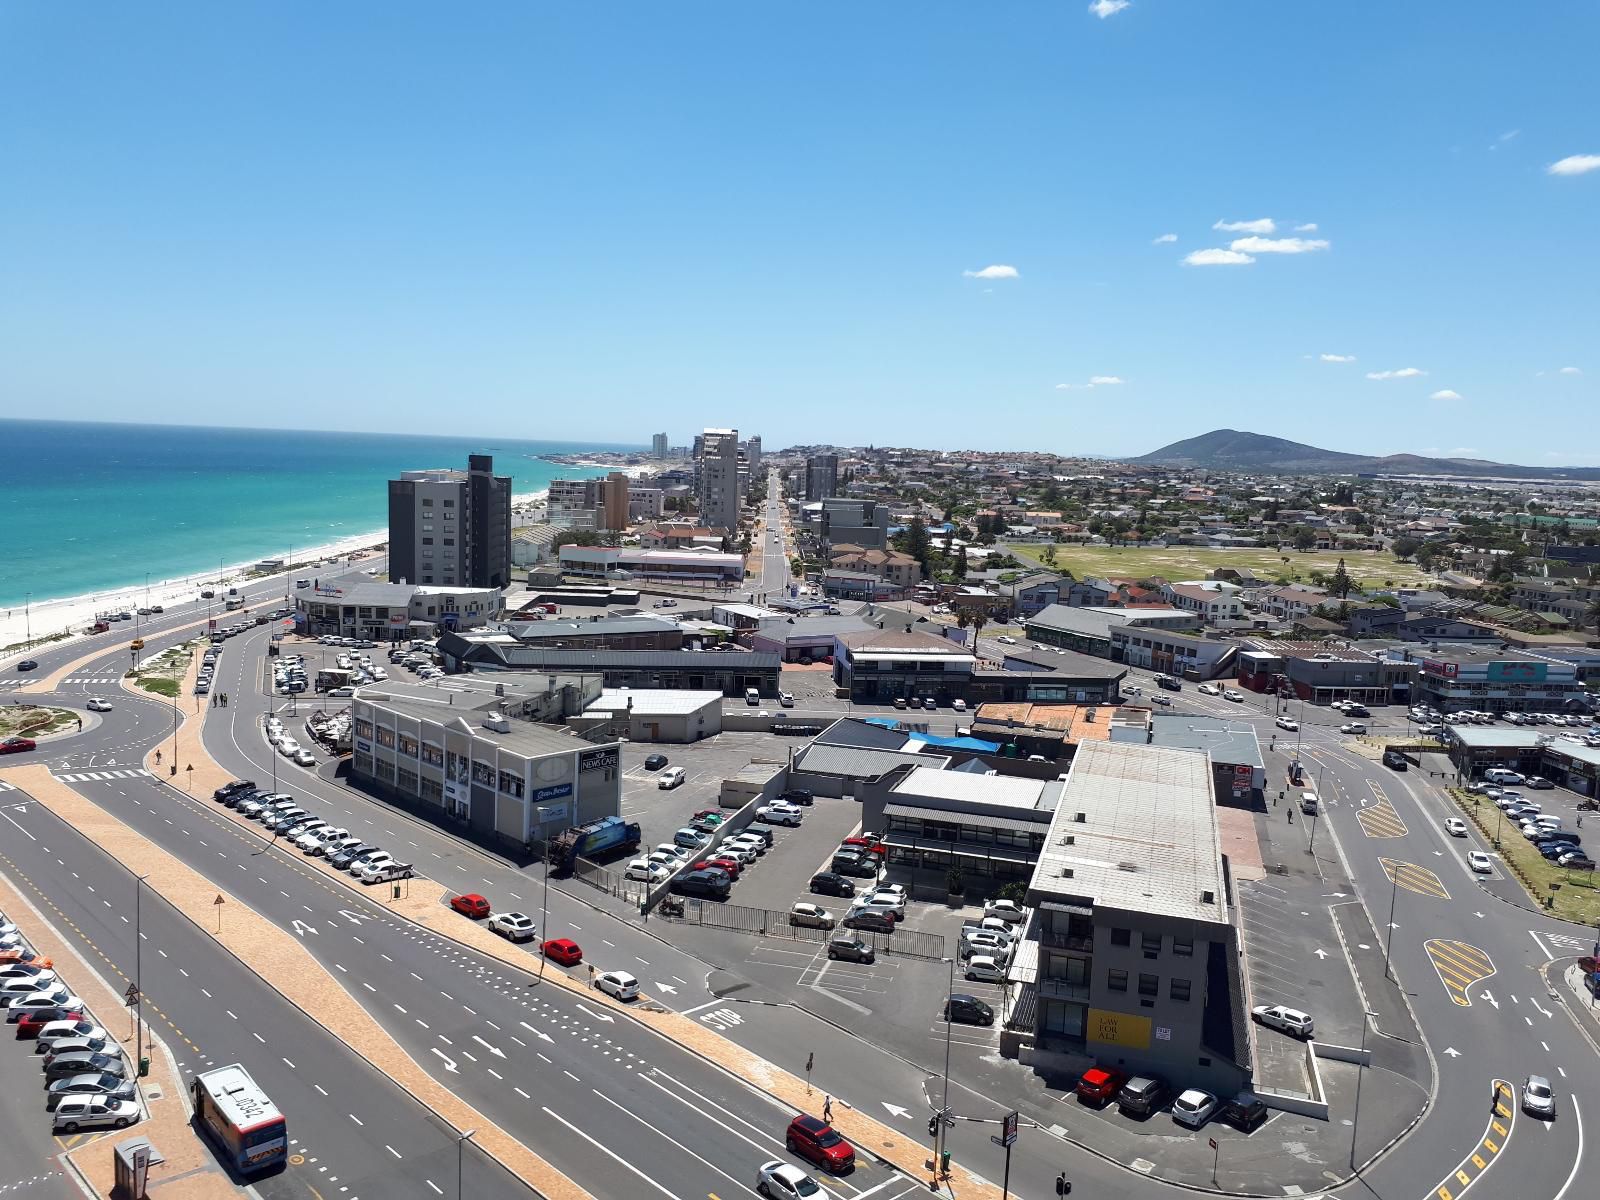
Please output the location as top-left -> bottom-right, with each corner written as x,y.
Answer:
1208,1137 -> 1218,1151
124,983 -> 140,1007
213,894 -> 224,906
992,1109 -> 1018,1148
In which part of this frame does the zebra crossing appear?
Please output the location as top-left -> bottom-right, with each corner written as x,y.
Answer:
53,768 -> 152,783
63,677 -> 118,685
0,679 -> 23,690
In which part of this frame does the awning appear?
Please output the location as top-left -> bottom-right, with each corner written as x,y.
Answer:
883,803 -> 1048,834
881,833 -> 1037,865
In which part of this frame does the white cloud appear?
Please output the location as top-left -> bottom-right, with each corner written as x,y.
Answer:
1230,235 -> 1330,255
1449,447 -> 1479,456
1490,130 -> 1520,151
1366,367 -> 1427,380
1183,248 -> 1255,266
1089,376 -> 1126,386
1293,223 -> 1319,232
1429,389 -> 1464,401
1212,218 -> 1276,234
1088,0 -> 1131,17
1548,155 -> 1600,176
1320,353 -> 1356,363
1559,366 -> 1583,375
963,264 -> 1018,280
1152,233 -> 1178,244
1055,383 -> 1079,390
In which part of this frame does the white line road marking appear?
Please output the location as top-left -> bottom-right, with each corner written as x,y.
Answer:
348,1114 -> 363,1126
540,1106 -> 683,1200
385,1145 -> 401,1160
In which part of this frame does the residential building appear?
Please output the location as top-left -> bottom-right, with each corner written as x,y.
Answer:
601,472 -> 630,532
1161,581 -> 1244,623
651,432 -> 669,459
828,545 -> 922,588
350,674 -> 619,851
1257,584 -> 1330,621
697,428 -> 742,531
1017,740 -> 1249,1098
805,498 -> 892,552
805,454 -> 839,502
627,485 -> 665,522
556,545 -> 746,587
294,577 -> 502,640
832,628 -> 977,704
996,573 -> 1066,619
387,454 -> 512,589
546,478 -> 602,529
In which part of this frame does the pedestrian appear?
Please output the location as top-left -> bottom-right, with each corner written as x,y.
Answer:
823,1095 -> 833,1123
1287,808 -> 1294,823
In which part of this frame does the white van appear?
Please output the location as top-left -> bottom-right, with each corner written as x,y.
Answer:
1300,792 -> 1319,815
657,767 -> 686,790
745,687 -> 761,705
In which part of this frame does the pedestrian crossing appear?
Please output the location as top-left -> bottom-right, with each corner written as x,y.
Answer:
63,677 -> 118,685
0,679 -> 22,690
52,768 -> 152,783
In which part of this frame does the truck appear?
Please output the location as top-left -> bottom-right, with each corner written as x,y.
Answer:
548,815 -> 641,875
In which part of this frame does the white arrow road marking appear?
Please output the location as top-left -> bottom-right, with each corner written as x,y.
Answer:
882,1102 -> 912,1119
576,1003 -> 615,1024
337,909 -> 371,925
519,1020 -> 554,1044
1532,999 -> 1552,1017
1481,990 -> 1499,1009
654,981 -> 679,995
471,1035 -> 506,1059
291,920 -> 318,937
1444,1047 -> 1461,1057
1314,948 -> 1329,960
430,1049 -> 458,1073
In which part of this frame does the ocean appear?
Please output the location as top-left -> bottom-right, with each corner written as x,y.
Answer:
0,419 -> 630,609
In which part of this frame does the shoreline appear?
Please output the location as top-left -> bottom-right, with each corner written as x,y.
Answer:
1,486 -> 554,652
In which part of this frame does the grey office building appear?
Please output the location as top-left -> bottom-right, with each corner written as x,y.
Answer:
697,428 -> 741,531
805,454 -> 839,502
388,455 -> 512,589
651,433 -> 669,458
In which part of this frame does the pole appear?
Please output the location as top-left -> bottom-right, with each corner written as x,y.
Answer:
1308,762 -> 1326,854
1383,862 -> 1400,981
134,874 -> 148,1071
934,955 -> 954,1176
1002,1142 -> 1012,1200
1350,1009 -> 1376,1172
456,1128 -> 475,1200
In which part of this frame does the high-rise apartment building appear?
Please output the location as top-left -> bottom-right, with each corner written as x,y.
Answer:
651,433 -> 669,458
805,454 -> 839,502
601,472 -> 631,532
387,454 -> 511,589
696,428 -> 741,531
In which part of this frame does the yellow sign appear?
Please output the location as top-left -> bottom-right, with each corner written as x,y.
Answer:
1088,1008 -> 1152,1050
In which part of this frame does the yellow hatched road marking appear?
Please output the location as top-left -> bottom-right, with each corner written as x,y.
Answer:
1484,1138 -> 1498,1152
1456,1170 -> 1470,1185
1358,797 -> 1408,838
1437,1189 -> 1452,1200
1471,1154 -> 1486,1169
1379,857 -> 1451,899
1430,1078 -> 1515,1200
1425,939 -> 1496,1005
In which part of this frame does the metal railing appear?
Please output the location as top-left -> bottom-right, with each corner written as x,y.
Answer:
654,898 -> 947,960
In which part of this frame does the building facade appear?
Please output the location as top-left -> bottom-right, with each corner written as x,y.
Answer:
651,432 -> 669,458
697,428 -> 742,531
556,544 -> 746,586
295,577 -> 501,640
387,455 -> 512,589
805,454 -> 839,502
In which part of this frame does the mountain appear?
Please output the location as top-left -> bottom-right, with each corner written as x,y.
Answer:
1132,429 -> 1600,480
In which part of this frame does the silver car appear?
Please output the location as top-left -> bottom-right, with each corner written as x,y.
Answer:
1522,1075 -> 1556,1119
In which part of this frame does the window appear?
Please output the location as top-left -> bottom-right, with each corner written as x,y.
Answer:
1137,973 -> 1158,998
1106,969 -> 1128,993
422,498 -> 433,507
1170,978 -> 1191,1002
1173,937 -> 1194,958
443,538 -> 454,546
1109,928 -> 1131,947
1142,933 -> 1161,959
443,498 -> 454,506
422,538 -> 433,545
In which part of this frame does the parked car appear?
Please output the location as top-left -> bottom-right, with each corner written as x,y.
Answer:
784,1114 -> 855,1174
789,903 -> 835,930
51,1095 -> 140,1133
825,935 -> 874,963
672,869 -> 730,900
810,873 -> 856,899
626,859 -> 670,884
541,938 -> 583,966
33,1021 -> 105,1056
642,753 -> 669,771
44,1050 -> 128,1083
1116,1075 -> 1169,1118
1076,1067 -> 1127,1107
842,909 -> 895,934
450,894 -> 492,919
1171,1088 -> 1218,1129
673,827 -> 709,850
757,805 -> 804,828
39,1033 -> 112,1061
46,1072 -> 137,1110
1253,1004 -> 1314,1038
10,1003 -> 84,1030
595,970 -> 640,1001
657,767 -> 687,789
942,993 -> 994,1026
964,955 -> 1007,984
1526,775 -> 1555,790
1218,1091 -> 1269,1132
488,912 -> 536,942
983,899 -> 1027,924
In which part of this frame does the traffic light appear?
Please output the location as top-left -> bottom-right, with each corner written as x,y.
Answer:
1055,1174 -> 1072,1196
928,1115 -> 939,1137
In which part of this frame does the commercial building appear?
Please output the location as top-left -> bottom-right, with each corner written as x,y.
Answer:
1121,713 -> 1266,801
1025,605 -> 1199,659
1440,725 -> 1600,794
350,675 -> 619,851
697,428 -> 742,531
576,688 -> 723,743
804,498 -> 892,552
1017,740 -> 1249,1098
556,545 -> 746,587
996,573 -> 1068,620
1109,625 -> 1237,681
435,635 -> 782,697
1235,642 -> 1415,705
295,577 -> 502,640
651,433 -> 669,459
487,612 -> 685,651
1411,648 -> 1585,714
989,648 -> 1127,704
873,766 -> 1060,886
387,454 -> 512,589
805,454 -> 839,502
832,628 -> 977,705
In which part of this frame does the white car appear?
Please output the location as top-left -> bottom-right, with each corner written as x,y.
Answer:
85,697 -> 113,713
756,805 -> 803,827
756,1160 -> 823,1198
645,852 -> 681,873
488,912 -> 537,942
960,929 -> 1013,958
52,1096 -> 140,1134
964,954 -> 1007,983
595,970 -> 640,1001
995,635 -> 1017,645
292,748 -> 316,767
723,835 -> 767,858
277,738 -> 302,758
1252,1004 -> 1314,1038
952,698 -> 967,712
352,853 -> 399,880
1340,722 -> 1367,735
859,891 -> 907,918
778,692 -> 795,707
626,859 -> 670,883
290,823 -> 336,852
1468,850 -> 1495,873
1275,716 -> 1299,731
789,902 -> 835,930
1444,818 -> 1468,837
984,899 -> 1027,924
0,964 -> 56,987
34,1020 -> 108,1054
1198,684 -> 1221,696
1172,1088 -> 1218,1129
7,989 -> 82,1015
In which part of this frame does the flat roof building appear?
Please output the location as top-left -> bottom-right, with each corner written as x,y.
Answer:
387,455 -> 512,589
295,576 -> 502,641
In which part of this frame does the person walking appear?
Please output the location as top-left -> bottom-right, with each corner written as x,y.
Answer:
822,1095 -> 833,1123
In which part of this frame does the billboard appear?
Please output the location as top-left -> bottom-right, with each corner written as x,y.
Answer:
1423,660 -> 1459,679
1487,661 -> 1547,684
1088,1008 -> 1152,1050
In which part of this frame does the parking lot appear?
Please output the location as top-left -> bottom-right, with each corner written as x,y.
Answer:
617,732 -> 781,853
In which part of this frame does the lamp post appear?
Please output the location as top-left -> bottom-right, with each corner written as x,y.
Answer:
1350,1008 -> 1378,1173
931,955 -> 956,1179
1383,860 -> 1401,981
135,874 -> 149,1073
1307,762 -> 1326,855
456,1127 -> 475,1200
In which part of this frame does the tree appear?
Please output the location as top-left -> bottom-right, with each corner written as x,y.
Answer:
1330,558 -> 1353,599
971,611 -> 988,643
952,550 -> 968,579
1040,543 -> 1058,567
900,517 -> 932,568
1293,527 -> 1316,552
1390,536 -> 1421,560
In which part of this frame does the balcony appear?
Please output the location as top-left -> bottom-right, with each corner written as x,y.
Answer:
1041,929 -> 1094,953
1037,976 -> 1092,1003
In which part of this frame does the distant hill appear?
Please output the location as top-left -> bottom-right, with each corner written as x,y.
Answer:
1132,429 -> 1600,480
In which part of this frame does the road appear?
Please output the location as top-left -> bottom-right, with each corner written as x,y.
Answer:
750,466 -> 792,601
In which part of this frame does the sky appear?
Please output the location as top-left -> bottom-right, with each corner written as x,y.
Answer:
1,2 -> 1596,462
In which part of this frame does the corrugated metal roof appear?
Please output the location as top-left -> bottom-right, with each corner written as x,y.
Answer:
793,744 -> 945,779
892,765 -> 1051,811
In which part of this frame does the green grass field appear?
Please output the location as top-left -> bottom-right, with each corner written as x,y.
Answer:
1007,544 -> 1429,590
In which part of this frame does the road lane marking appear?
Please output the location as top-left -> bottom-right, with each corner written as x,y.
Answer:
1432,1079 -> 1515,1200
1426,939 -> 1496,1006
1379,858 -> 1451,899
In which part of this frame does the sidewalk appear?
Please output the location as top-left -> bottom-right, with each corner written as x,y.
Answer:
0,864 -> 234,1200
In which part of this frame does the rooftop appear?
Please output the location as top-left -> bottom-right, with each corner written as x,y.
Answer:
891,765 -> 1056,812
973,703 -> 1118,741
356,681 -> 589,757
1148,714 -> 1264,768
1029,740 -> 1228,926
584,688 -> 723,716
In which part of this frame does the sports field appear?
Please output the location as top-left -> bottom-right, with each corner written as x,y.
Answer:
1007,544 -> 1430,590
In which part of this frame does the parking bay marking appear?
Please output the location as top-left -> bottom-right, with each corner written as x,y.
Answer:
1425,939 -> 1496,1007
1379,858 -> 1451,900
1431,1078 -> 1514,1200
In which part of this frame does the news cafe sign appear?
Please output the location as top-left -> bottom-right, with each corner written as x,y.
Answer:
315,582 -> 345,598
580,748 -> 619,773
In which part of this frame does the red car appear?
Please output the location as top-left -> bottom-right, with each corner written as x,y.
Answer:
541,938 -> 583,966
449,894 -> 491,919
0,950 -> 53,970
785,1114 -> 855,1174
0,737 -> 36,755
15,1008 -> 82,1038
693,857 -> 742,880
1076,1066 -> 1128,1107
1580,956 -> 1600,975
840,835 -> 887,857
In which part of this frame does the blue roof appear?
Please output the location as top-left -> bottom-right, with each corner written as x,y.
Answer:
863,717 -> 903,730
907,731 -> 1002,752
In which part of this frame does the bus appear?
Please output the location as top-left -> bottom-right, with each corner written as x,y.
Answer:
192,1064 -> 287,1174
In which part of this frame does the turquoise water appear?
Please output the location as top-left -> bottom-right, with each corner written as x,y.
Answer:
0,419 -> 628,608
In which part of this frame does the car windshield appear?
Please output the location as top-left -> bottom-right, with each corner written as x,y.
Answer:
1529,1082 -> 1552,1099
793,1176 -> 821,1196
814,1128 -> 842,1147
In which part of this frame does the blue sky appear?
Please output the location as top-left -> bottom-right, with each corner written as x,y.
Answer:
1,2 -> 1596,461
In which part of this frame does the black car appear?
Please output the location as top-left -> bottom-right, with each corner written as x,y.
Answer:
16,660 -> 38,672
1218,1092 -> 1269,1132
1382,749 -> 1408,771
943,993 -> 994,1026
212,780 -> 256,801
223,787 -> 265,809
780,788 -> 815,807
810,872 -> 856,898
43,1051 -> 127,1083
1560,856 -> 1596,871
831,853 -> 879,878
672,870 -> 730,900
643,753 -> 669,771
46,1072 -> 137,1111
330,842 -> 378,870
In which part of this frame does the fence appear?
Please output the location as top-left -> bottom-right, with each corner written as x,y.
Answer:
571,857 -> 650,905
654,898 -> 947,960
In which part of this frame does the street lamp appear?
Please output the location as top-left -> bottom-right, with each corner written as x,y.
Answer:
1350,1008 -> 1378,1173
456,1128 -> 475,1200
931,955 -> 956,1179
135,874 -> 149,1073
1383,860 -> 1401,981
